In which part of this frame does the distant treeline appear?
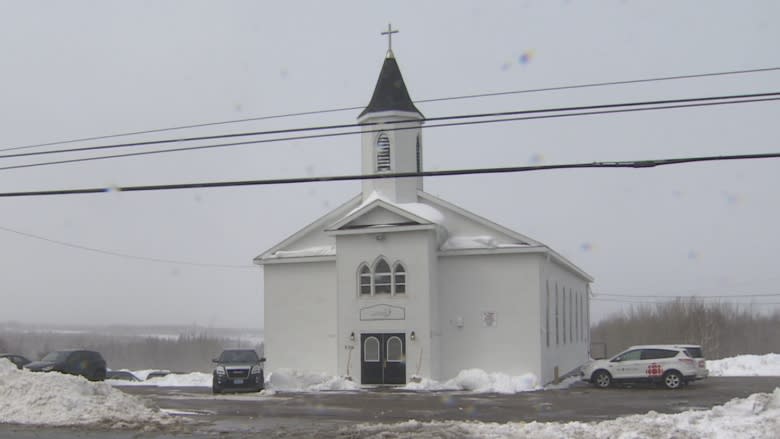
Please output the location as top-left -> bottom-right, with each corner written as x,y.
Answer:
590,299 -> 780,359
0,330 -> 263,372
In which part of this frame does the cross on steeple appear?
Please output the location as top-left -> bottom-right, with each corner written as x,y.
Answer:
381,23 -> 398,55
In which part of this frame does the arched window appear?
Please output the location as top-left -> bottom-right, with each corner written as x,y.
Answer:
364,337 -> 380,362
416,135 -> 422,173
386,336 -> 403,362
374,259 -> 391,294
359,265 -> 371,295
376,133 -> 391,172
393,263 -> 406,294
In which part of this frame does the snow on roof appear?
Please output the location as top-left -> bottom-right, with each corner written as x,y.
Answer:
347,191 -> 446,226
265,245 -> 336,259
440,235 -> 531,251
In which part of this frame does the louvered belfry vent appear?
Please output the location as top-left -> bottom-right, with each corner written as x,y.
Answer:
376,133 -> 391,171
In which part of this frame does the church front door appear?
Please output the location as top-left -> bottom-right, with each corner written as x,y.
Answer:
360,333 -> 406,385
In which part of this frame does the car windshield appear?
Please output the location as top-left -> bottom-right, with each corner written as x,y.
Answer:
41,351 -> 71,362
219,350 -> 259,363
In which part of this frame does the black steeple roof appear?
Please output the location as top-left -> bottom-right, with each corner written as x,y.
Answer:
358,52 -> 423,119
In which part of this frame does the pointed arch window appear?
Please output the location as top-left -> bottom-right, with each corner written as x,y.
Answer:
359,265 -> 372,295
376,133 -> 391,172
357,258 -> 408,296
374,259 -> 392,294
393,263 -> 406,294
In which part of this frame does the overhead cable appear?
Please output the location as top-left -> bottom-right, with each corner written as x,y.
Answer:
2,91 -> 778,161
1,151 -> 778,198
3,66 -> 779,153
0,225 -> 256,269
2,94 -> 778,173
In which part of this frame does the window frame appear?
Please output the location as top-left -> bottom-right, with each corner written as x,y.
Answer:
357,258 -> 408,297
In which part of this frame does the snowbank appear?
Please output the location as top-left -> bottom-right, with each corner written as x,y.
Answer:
0,360 -> 174,429
403,369 -> 540,394
107,371 -> 212,387
708,353 -> 780,377
267,369 -> 361,392
351,387 -> 780,438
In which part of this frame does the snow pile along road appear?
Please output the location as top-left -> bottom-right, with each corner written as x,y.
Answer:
404,369 -> 540,393
267,369 -> 361,392
351,387 -> 780,438
107,370 -> 212,387
708,353 -> 780,377
0,360 -> 174,429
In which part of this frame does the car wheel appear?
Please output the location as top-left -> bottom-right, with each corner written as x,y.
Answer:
212,386 -> 222,394
592,370 -> 612,388
662,371 -> 683,389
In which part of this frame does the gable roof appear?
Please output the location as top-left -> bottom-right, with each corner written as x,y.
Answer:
358,53 -> 423,119
255,190 -> 592,281
253,194 -> 361,263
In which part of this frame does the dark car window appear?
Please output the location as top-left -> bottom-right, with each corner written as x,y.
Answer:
641,349 -> 679,360
41,351 -> 71,363
684,347 -> 703,357
614,350 -> 642,362
219,350 -> 259,363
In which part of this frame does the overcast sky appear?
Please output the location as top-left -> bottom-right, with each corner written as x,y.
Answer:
1,1 -> 778,329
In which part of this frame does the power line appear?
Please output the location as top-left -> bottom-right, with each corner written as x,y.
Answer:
2,91 -> 777,161
4,66 -> 779,153
3,94 -> 778,173
0,151 -> 778,198
0,225 -> 256,269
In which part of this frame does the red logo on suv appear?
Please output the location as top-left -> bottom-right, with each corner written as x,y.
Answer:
646,363 -> 664,377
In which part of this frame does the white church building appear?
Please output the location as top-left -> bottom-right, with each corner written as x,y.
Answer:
254,41 -> 593,385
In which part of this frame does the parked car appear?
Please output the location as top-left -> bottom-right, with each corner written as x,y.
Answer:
24,349 -> 107,381
674,344 -> 709,380
0,353 -> 31,369
212,349 -> 265,394
106,370 -> 141,382
580,345 -> 697,389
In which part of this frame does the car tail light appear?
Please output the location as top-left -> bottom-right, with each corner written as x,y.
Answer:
698,360 -> 705,367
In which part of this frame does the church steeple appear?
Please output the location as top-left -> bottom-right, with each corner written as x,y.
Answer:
358,25 -> 425,203
358,25 -> 423,120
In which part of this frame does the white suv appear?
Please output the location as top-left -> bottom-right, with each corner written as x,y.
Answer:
581,345 -> 698,389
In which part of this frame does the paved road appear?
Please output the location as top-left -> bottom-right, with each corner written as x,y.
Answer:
1,377 -> 778,438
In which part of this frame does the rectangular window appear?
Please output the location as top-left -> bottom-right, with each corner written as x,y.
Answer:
360,271 -> 371,295
394,273 -> 406,294
574,292 -> 578,343
555,284 -> 560,346
374,273 -> 391,294
545,281 -> 550,348
562,287 -> 566,344
569,290 -> 573,343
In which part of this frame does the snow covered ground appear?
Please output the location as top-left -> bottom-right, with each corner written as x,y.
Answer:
4,353 -> 778,434
350,389 -> 780,438
707,353 -> 780,377
0,360 -> 174,429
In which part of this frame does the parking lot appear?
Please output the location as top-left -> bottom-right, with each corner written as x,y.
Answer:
0,377 -> 777,438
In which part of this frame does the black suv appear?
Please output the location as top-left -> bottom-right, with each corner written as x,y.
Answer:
25,349 -> 107,381
212,349 -> 265,394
